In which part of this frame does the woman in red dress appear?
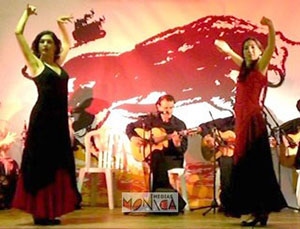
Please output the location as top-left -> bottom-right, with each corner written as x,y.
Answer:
13,4 -> 81,225
215,17 -> 287,227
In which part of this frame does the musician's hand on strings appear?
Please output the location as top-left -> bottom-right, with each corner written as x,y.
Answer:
131,136 -> 145,147
203,134 -> 215,149
197,126 -> 202,134
282,135 -> 290,148
282,134 -> 297,148
171,131 -> 181,147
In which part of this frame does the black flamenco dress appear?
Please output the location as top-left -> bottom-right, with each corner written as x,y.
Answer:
13,64 -> 81,219
224,70 -> 287,217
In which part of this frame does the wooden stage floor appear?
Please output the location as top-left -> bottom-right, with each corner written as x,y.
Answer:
1,207 -> 300,228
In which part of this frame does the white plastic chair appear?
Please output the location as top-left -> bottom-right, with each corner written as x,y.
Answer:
167,134 -> 206,211
296,170 -> 300,207
168,164 -> 190,211
77,127 -> 125,209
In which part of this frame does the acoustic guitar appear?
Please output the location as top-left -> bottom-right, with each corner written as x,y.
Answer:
131,127 -> 201,162
201,130 -> 235,162
279,132 -> 300,168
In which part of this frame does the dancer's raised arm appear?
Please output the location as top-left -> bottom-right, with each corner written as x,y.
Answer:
56,15 -> 73,65
15,4 -> 42,76
257,16 -> 275,74
214,39 -> 243,67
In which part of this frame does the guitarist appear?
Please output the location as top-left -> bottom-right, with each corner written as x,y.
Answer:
126,94 -> 187,212
294,99 -> 300,169
200,116 -> 235,212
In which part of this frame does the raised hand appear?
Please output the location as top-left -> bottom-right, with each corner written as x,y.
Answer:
260,16 -> 273,26
214,39 -> 232,54
26,4 -> 37,16
214,39 -> 243,67
56,15 -> 73,64
57,15 -> 73,24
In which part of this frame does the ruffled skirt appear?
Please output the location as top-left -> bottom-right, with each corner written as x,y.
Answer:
13,169 -> 80,219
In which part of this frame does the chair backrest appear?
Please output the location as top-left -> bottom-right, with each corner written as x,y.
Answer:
185,134 -> 208,164
85,126 -> 130,170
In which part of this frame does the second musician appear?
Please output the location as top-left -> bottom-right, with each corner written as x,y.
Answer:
126,94 -> 187,211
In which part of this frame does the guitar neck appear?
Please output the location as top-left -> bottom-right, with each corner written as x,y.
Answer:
154,127 -> 201,143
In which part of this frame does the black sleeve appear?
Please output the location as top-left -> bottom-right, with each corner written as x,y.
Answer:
173,120 -> 188,155
125,119 -> 146,140
126,121 -> 139,140
199,115 -> 235,136
295,142 -> 300,169
176,134 -> 188,155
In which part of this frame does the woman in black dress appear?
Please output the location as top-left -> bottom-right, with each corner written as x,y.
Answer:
13,4 -> 81,225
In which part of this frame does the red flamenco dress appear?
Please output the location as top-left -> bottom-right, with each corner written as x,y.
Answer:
13,65 -> 81,222
224,70 -> 287,217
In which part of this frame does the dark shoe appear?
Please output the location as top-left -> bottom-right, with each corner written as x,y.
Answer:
49,219 -> 61,225
34,218 -> 48,225
259,215 -> 268,226
241,215 -> 268,227
34,218 -> 61,225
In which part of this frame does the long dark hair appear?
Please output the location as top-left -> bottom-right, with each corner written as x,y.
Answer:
238,37 -> 264,82
31,30 -> 62,61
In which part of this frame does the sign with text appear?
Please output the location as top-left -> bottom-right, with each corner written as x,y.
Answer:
122,192 -> 179,213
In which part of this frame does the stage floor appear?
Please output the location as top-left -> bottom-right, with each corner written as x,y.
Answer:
1,207 -> 300,228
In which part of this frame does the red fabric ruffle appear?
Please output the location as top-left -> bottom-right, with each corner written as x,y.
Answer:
13,169 -> 79,219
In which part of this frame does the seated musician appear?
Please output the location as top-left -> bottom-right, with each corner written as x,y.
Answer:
295,99 -> 300,169
274,99 -> 300,169
199,116 -> 235,211
0,120 -> 18,209
126,94 -> 187,212
0,121 -> 17,157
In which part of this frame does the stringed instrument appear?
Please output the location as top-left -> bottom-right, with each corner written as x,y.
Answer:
279,132 -> 300,168
201,130 -> 236,162
131,127 -> 202,162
